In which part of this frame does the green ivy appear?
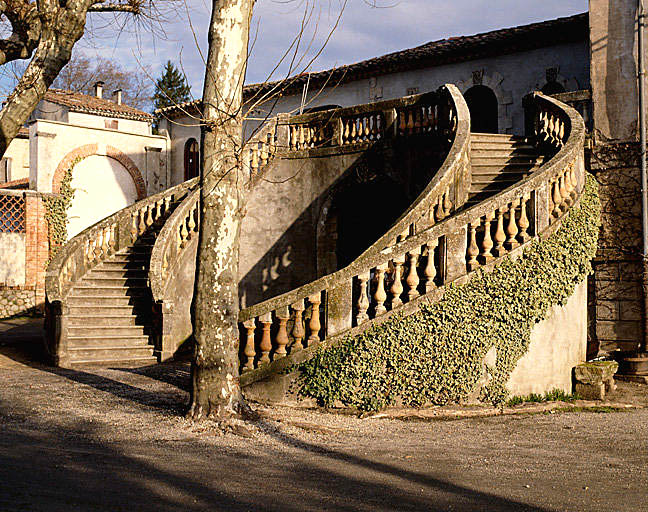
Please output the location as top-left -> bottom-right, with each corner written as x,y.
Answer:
43,158 -> 78,262
298,173 -> 601,411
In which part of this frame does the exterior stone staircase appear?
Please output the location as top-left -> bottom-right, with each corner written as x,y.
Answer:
45,86 -> 586,392
468,132 -> 543,204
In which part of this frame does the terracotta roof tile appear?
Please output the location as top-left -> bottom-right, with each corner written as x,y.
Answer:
156,12 -> 588,119
45,89 -> 153,121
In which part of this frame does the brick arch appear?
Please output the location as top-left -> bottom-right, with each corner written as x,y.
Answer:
52,144 -> 146,199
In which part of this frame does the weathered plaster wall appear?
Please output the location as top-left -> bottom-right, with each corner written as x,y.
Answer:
2,137 -> 29,182
29,120 -> 168,195
507,280 -> 588,395
0,233 -> 26,286
157,118 -> 201,186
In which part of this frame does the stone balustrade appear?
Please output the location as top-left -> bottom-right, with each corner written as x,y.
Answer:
238,91 -> 585,386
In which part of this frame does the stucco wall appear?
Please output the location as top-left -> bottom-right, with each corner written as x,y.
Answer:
29,119 -> 168,195
2,137 -> 30,182
0,233 -> 26,286
66,155 -> 139,239
506,280 -> 587,396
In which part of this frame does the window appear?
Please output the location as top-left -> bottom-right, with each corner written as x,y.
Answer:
184,138 -> 200,181
104,119 -> 119,130
407,87 -> 419,96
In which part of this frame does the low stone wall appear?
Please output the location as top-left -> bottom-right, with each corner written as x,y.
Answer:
0,286 -> 38,318
506,280 -> 587,396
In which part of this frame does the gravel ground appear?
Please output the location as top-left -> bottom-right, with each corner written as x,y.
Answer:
1,317 -> 647,512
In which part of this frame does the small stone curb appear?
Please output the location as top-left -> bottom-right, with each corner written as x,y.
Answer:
363,400 -> 637,421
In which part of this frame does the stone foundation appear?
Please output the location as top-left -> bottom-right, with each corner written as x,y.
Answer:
587,142 -> 643,354
0,286 -> 39,318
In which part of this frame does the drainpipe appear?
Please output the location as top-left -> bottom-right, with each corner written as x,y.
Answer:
640,0 -> 648,354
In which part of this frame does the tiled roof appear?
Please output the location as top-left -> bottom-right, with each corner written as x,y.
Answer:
45,89 -> 153,121
156,12 -> 588,119
0,178 -> 29,190
17,127 -> 28,138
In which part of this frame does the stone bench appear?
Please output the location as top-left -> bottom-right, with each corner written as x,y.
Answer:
573,361 -> 618,400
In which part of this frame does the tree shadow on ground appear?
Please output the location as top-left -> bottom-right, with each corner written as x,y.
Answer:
0,393 -> 549,512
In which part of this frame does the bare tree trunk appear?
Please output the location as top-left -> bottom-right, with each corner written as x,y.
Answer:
188,0 -> 255,422
0,1 -> 88,157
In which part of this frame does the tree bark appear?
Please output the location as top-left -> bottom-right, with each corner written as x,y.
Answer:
188,0 -> 255,422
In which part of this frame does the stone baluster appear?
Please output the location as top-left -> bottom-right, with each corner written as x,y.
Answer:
350,119 -> 357,143
518,194 -> 531,243
242,319 -> 256,371
435,195 -> 445,222
130,213 -> 138,242
390,255 -> 405,308
291,300 -> 305,352
139,208 -> 147,235
373,263 -> 388,316
101,226 -> 110,257
467,221 -> 480,271
481,211 -> 495,262
307,293 -> 322,346
552,178 -> 562,218
493,206 -> 507,256
558,173 -> 568,212
260,140 -> 269,166
343,120 -> 350,144
423,239 -> 438,292
356,272 -> 370,324
164,196 -> 171,216
569,164 -> 578,200
299,125 -> 305,149
258,312 -> 272,365
145,204 -> 154,228
155,200 -> 163,222
274,306 -> 290,359
443,190 -> 453,217
562,169 -> 574,208
407,110 -> 414,135
505,199 -> 520,250
109,224 -> 117,253
289,126 -> 296,150
398,112 -> 407,136
406,248 -> 421,300
179,217 -> 189,248
187,204 -> 197,235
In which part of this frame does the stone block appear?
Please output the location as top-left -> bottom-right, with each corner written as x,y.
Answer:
594,263 -> 619,281
619,300 -> 642,321
619,262 -> 642,281
596,280 -> 641,301
596,301 -> 618,321
596,320 -> 641,341
575,382 -> 606,400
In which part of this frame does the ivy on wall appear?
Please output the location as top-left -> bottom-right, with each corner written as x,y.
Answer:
43,158 -> 78,261
298,174 -> 601,411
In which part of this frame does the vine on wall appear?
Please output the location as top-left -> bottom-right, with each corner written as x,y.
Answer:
44,158 -> 79,261
298,174 -> 601,411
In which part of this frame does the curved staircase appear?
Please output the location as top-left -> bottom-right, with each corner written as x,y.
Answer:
45,85 -> 586,391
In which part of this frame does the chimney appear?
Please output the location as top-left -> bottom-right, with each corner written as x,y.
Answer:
112,89 -> 122,105
94,81 -> 104,99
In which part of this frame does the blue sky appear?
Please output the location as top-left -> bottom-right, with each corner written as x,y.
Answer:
76,0 -> 588,99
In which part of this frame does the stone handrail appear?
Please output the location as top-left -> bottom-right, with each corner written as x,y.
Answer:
237,91 -> 585,385
148,118 -> 280,304
45,177 -> 200,306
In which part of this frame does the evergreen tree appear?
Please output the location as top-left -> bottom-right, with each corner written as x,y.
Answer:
153,61 -> 192,111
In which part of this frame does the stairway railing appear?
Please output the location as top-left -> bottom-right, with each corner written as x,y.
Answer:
148,86 -> 466,360
238,91 -> 585,386
45,177 -> 199,366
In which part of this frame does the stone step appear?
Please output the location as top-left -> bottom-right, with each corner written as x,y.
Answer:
470,132 -> 523,141
471,154 -> 541,164
67,334 -> 152,348
68,295 -> 150,307
469,180 -> 519,193
68,345 -> 155,363
81,276 -> 149,288
68,305 -> 141,316
68,355 -> 158,368
471,141 -> 536,151
67,314 -> 145,327
67,325 -> 148,337
87,268 -> 148,279
71,286 -> 150,297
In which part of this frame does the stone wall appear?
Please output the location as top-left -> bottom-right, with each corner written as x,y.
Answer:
588,142 -> 643,354
0,286 -> 38,318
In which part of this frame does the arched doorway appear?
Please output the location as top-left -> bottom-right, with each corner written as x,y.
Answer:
464,85 -> 498,133
541,81 -> 565,95
184,138 -> 199,181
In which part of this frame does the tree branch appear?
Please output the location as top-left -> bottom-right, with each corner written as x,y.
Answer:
88,1 -> 140,13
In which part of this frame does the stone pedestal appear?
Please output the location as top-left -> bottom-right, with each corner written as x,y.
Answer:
573,361 -> 619,400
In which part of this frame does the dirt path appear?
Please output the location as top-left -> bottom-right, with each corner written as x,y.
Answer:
0,318 -> 647,511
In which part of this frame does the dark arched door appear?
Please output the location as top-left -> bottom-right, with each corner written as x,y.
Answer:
541,81 -> 565,95
464,85 -> 498,133
184,138 -> 199,181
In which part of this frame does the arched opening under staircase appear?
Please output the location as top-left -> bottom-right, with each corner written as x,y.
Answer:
464,85 -> 498,133
184,138 -> 199,180
318,175 -> 407,275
